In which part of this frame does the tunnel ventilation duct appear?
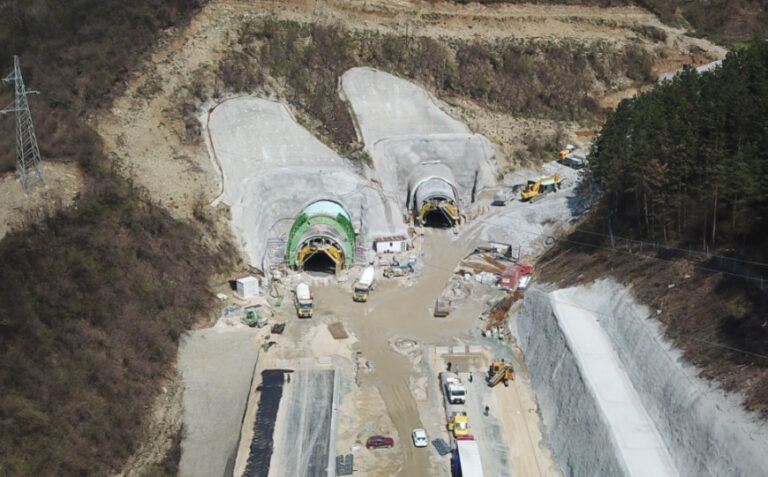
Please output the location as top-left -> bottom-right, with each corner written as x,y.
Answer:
409,163 -> 460,228
286,200 -> 356,273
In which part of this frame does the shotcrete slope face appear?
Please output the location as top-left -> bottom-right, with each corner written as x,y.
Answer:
341,67 -> 496,210
550,289 -> 679,476
208,97 -> 401,271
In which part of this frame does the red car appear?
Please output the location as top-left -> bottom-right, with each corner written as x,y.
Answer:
366,435 -> 394,449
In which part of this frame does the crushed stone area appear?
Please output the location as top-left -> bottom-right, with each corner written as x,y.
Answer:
177,326 -> 260,477
464,160 -> 586,259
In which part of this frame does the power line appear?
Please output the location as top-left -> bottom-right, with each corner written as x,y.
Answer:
572,228 -> 768,270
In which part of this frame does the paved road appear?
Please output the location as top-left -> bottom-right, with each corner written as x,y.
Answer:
269,369 -> 335,477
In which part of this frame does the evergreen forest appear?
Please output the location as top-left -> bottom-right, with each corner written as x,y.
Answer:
589,40 -> 768,261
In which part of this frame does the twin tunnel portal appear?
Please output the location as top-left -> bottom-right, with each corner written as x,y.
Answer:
286,175 -> 460,274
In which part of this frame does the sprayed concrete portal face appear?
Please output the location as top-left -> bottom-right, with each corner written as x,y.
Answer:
286,200 -> 356,273
341,67 -> 496,223
207,97 -> 403,274
208,69 -> 496,275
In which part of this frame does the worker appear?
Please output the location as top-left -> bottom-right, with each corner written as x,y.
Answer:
484,405 -> 489,416
447,361 -> 452,372
469,373 -> 473,383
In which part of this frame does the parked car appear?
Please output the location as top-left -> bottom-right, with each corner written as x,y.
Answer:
366,435 -> 394,449
412,428 -> 428,448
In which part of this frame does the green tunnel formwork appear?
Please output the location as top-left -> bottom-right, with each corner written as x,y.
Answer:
285,200 -> 356,270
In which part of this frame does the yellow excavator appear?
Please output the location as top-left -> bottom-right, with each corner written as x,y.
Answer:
487,360 -> 514,387
559,144 -> 576,161
520,173 -> 565,202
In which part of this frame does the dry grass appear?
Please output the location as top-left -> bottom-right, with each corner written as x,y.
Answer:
0,1 -> 237,474
209,18 -> 652,154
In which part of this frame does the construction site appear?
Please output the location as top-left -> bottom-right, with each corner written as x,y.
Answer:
2,1 -> 768,477
174,31 -> 764,477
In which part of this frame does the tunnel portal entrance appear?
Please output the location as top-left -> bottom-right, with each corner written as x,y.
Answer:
286,200 -> 356,274
301,249 -> 339,274
422,208 -> 454,228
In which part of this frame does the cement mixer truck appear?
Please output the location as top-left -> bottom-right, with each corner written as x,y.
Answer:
353,265 -> 376,302
294,282 -> 314,318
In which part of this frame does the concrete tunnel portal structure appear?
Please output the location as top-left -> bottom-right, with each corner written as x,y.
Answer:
285,200 -> 356,273
408,163 -> 460,228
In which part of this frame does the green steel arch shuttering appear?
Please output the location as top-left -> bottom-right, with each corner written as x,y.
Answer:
285,201 -> 356,268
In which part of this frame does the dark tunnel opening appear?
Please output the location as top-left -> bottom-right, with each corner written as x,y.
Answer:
423,209 -> 453,228
302,251 -> 338,274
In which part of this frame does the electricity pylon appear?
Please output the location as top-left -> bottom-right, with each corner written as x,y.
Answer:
1,55 -> 45,191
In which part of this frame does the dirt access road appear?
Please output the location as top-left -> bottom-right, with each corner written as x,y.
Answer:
312,229 -> 559,476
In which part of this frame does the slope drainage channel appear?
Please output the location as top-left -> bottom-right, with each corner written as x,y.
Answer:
243,370 -> 287,477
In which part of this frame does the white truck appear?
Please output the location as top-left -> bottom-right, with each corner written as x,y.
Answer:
453,438 -> 484,477
294,282 -> 314,318
353,265 -> 376,302
442,372 -> 467,405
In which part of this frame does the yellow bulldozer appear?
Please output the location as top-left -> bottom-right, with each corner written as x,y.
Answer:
520,173 -> 565,202
487,360 -> 514,387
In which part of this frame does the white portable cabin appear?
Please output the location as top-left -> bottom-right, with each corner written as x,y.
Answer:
374,235 -> 408,253
236,276 -> 260,298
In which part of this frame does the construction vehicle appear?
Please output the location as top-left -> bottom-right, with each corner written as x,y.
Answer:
294,282 -> 314,318
442,373 -> 467,404
384,258 -> 414,278
242,306 -> 268,328
492,189 -> 508,206
447,411 -> 470,437
558,144 -> 576,161
353,265 -> 376,302
520,173 -> 565,202
487,360 -> 514,387
452,437 -> 484,477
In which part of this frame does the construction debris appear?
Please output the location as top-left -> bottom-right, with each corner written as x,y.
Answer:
483,293 -> 523,332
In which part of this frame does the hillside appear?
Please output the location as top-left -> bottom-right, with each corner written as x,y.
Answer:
0,1 -> 235,475
544,40 -> 768,417
0,0 -> 764,474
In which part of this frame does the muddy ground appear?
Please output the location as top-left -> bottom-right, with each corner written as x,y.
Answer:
217,228 -> 562,477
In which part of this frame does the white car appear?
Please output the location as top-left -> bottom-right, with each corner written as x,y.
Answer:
412,428 -> 428,448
